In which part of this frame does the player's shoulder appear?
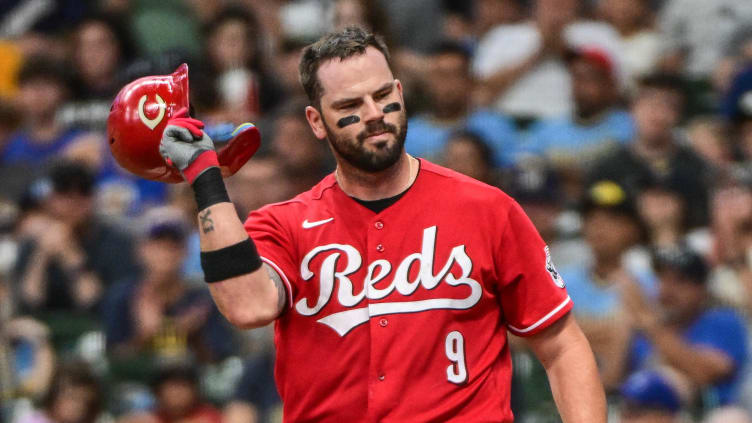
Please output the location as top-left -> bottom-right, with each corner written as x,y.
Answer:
248,173 -> 338,221
420,160 -> 510,197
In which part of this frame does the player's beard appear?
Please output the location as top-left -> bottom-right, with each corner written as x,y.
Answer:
324,111 -> 408,173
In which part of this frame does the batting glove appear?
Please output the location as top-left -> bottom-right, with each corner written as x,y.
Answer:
159,107 -> 219,185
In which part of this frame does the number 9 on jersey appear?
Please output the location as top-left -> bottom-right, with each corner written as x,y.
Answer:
445,331 -> 468,384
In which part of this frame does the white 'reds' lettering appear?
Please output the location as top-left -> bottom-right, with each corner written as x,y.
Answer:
295,226 -> 482,336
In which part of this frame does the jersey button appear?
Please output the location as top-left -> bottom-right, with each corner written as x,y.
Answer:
376,244 -> 384,252
374,221 -> 384,229
378,373 -> 385,381
379,318 -> 388,327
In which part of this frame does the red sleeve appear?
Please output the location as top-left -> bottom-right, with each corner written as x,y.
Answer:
244,207 -> 296,309
496,200 -> 572,337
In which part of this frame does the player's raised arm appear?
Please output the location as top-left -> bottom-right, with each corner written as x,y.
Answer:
159,111 -> 284,329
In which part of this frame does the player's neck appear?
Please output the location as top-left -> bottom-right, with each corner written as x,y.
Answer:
336,154 -> 417,201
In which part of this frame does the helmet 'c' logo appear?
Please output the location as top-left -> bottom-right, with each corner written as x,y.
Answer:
138,94 -> 166,130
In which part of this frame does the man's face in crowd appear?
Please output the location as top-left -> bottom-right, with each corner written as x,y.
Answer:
570,58 -> 614,119
657,268 -> 705,324
306,46 -> 407,173
427,51 -> 471,117
632,88 -> 682,145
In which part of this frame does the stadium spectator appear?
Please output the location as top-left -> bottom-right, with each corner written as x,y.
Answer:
618,368 -> 685,423
0,317 -> 55,400
103,207 -> 235,384
636,180 -> 691,250
723,65 -> 752,171
556,180 -> 652,390
405,41 -> 518,166
658,0 -> 752,78
13,162 -> 138,334
1,57 -> 86,166
269,99 -> 332,195
59,12 -> 135,131
588,73 -> 712,227
597,0 -> 661,87
441,130 -> 498,185
16,361 -> 103,423
201,5 -> 284,123
502,158 -> 583,264
224,154 -> 295,220
526,46 -> 634,198
621,246 -> 749,407
119,363 -> 222,423
223,352 -> 281,423
472,0 -> 624,120
707,183 -> 752,311
686,117 -> 734,176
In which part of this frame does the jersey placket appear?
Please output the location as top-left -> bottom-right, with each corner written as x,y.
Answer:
365,215 -> 392,421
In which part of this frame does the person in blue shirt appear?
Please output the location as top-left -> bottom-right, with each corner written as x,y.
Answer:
1,56 -> 86,165
405,41 -> 519,167
557,180 -> 654,390
621,246 -> 748,407
525,47 -> 634,199
525,47 -> 634,162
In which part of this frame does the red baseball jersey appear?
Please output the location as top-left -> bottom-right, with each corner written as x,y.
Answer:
244,159 -> 572,422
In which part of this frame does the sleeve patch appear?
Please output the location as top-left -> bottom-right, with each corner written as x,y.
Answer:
545,246 -> 565,288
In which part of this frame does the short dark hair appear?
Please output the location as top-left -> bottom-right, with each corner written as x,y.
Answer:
49,160 -> 95,196
637,72 -> 686,98
43,361 -> 102,420
299,26 -> 391,106
652,246 -> 708,284
430,40 -> 472,62
18,55 -> 70,88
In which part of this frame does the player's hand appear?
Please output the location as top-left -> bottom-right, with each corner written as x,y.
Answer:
159,107 -> 219,184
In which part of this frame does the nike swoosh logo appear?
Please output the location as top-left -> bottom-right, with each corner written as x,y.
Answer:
302,218 -> 334,229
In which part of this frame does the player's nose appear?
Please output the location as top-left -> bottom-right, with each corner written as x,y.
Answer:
361,96 -> 384,123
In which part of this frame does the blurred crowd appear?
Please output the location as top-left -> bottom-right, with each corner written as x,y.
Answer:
1,0 -> 752,422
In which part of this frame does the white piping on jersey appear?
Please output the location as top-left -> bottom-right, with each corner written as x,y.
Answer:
260,256 -> 294,309
507,296 -> 571,334
302,218 -> 334,229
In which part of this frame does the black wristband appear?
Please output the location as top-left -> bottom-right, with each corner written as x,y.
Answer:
192,167 -> 230,211
201,238 -> 263,283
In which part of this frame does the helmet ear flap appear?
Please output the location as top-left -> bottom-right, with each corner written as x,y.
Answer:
106,64 -> 191,183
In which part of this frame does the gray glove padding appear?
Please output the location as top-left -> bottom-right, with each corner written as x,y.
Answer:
159,118 -> 219,184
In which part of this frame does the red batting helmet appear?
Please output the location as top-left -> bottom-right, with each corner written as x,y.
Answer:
108,64 -> 189,182
107,64 -> 260,183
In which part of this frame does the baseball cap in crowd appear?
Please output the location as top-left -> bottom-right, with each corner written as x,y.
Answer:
652,245 -> 708,284
620,369 -> 681,414
140,206 -> 188,243
565,46 -> 615,78
582,180 -> 638,219
506,158 -> 562,205
723,64 -> 752,123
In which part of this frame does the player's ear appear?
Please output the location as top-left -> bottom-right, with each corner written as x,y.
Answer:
305,105 -> 328,140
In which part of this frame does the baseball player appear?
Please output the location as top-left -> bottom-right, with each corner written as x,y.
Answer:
158,26 -> 605,422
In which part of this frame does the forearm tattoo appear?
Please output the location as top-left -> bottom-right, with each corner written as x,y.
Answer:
264,263 -> 287,312
199,209 -> 214,233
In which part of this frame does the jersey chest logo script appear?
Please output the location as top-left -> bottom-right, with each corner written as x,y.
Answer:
295,226 -> 482,336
